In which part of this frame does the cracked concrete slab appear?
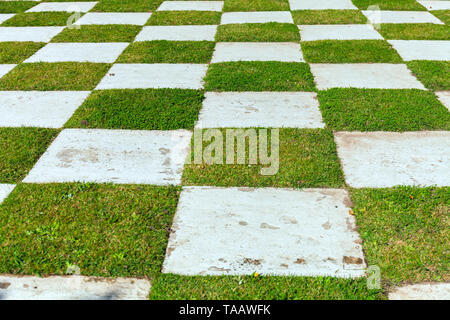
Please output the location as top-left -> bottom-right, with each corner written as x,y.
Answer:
157,1 -> 224,12
299,24 -> 383,41
0,184 -> 15,205
289,0 -> 357,10
388,40 -> 450,61
74,12 -> 152,25
362,10 -> 444,24
0,27 -> 64,42
26,2 -> 98,12
221,11 -> 293,24
389,283 -> 450,300
135,25 -> 217,41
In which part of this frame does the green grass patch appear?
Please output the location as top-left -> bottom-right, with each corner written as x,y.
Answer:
0,183 -> 180,278
215,23 -> 300,42
223,0 -> 289,11
292,10 -> 368,24
65,89 -> 204,130
92,0 -> 162,12
352,0 -> 426,10
0,128 -> 59,183
407,61 -> 450,91
301,40 -> 403,63
318,89 -> 450,131
351,187 -> 450,285
51,25 -> 142,42
0,42 -> 45,64
146,11 -> 221,25
117,41 -> 215,63
182,129 -> 345,188
0,1 -> 37,13
1,12 -> 76,26
432,10 -> 450,25
204,62 -> 316,92
378,24 -> 450,40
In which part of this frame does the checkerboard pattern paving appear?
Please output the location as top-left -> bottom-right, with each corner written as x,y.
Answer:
0,0 -> 448,300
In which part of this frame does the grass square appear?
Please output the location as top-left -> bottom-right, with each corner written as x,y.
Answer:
204,62 -> 316,92
378,24 -> 450,40
432,10 -> 450,25
0,62 -> 111,91
352,0 -> 426,11
146,11 -> 221,25
0,42 -> 45,64
223,0 -> 290,12
0,128 -> 59,183
51,25 -> 142,42
65,89 -> 204,130
292,10 -> 368,24
182,129 -> 345,188
318,89 -> 450,131
92,0 -> 162,12
351,187 -> 449,285
301,40 -> 403,63
0,1 -> 37,13
117,41 -> 215,63
0,183 -> 180,278
407,61 -> 450,91
1,12 -> 75,27
215,23 -> 300,42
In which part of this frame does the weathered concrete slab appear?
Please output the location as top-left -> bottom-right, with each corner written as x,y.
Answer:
0,91 -> 90,128
163,187 -> 366,277
24,43 -> 128,63
299,24 -> 383,41
362,10 -> 444,24
0,14 -> 14,24
418,1 -> 450,10
388,40 -> 450,61
389,283 -> 450,300
23,129 -> 192,185
196,92 -> 324,128
221,11 -> 293,24
0,27 -> 64,42
157,1 -> 224,12
135,25 -> 217,41
26,2 -> 98,12
211,42 -> 304,63
96,64 -> 207,90
334,131 -> 450,188
0,64 -> 15,79
310,64 -> 426,90
289,0 -> 357,10
0,275 -> 151,300
74,12 -> 152,25
436,91 -> 450,112
0,184 -> 15,204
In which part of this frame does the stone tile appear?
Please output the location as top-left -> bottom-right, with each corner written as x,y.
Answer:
334,131 -> 450,188
157,1 -> 224,12
299,24 -> 383,41
289,0 -> 357,10
0,27 -> 64,42
196,92 -> 324,128
0,275 -> 151,300
24,43 -> 128,63
26,2 -> 98,13
0,184 -> 15,204
389,283 -> 450,300
310,64 -> 426,90
0,14 -> 14,24
163,187 -> 366,277
0,91 -> 91,128
362,10 -> 444,24
418,1 -> 450,10
96,64 -> 207,90
74,12 -> 152,25
388,40 -> 450,61
135,25 -> 217,41
436,91 -> 450,112
0,64 -> 16,79
23,129 -> 192,185
211,42 -> 304,63
221,11 -> 293,24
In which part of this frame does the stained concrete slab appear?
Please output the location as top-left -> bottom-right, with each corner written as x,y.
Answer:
418,1 -> 450,10
196,92 -> 324,128
299,24 -> 383,41
221,11 -> 293,24
163,187 -> 366,277
74,12 -> 152,25
289,0 -> 357,10
309,64 -> 426,90
0,275 -> 151,300
135,25 -> 217,41
362,10 -> 444,24
26,2 -> 98,12
24,43 -> 128,63
0,14 -> 14,24
0,91 -> 90,128
334,131 -> 450,188
0,27 -> 64,42
23,129 -> 192,185
96,64 -> 207,90
389,283 -> 450,300
0,64 -> 15,79
157,1 -> 224,12
436,91 -> 450,112
0,184 -> 15,204
388,40 -> 450,61
211,42 -> 304,63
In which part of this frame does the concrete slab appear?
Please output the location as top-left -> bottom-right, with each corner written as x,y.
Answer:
0,184 -> 15,204
299,24 -> 383,41
26,2 -> 98,12
0,27 -> 64,42
362,10 -> 444,24
211,42 -> 304,63
135,25 -> 217,41
221,11 -> 293,24
0,275 -> 151,300
289,0 -> 357,10
0,14 -> 14,24
0,91 -> 90,128
436,91 -> 450,112
96,64 -> 207,90
310,64 -> 426,90
196,92 -> 324,128
24,43 -> 128,63
23,129 -> 192,185
418,1 -> 450,10
389,283 -> 450,300
388,40 -> 450,61
0,64 -> 15,79
334,131 -> 450,188
157,1 -> 224,12
74,12 -> 152,25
